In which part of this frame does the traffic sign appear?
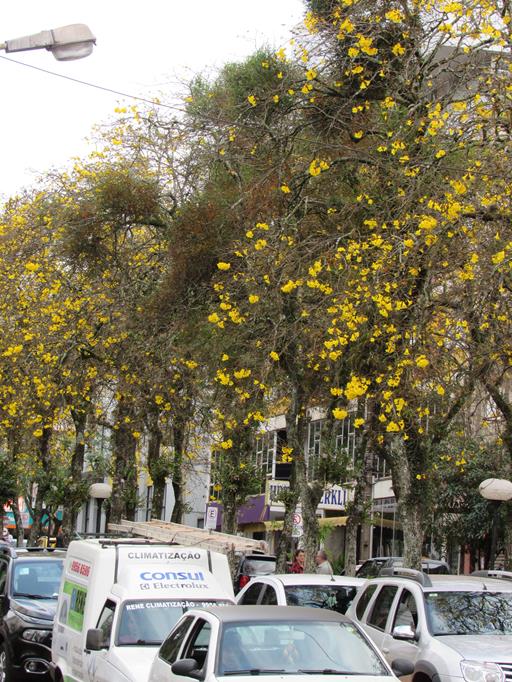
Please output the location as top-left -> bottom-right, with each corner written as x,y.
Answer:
292,511 -> 303,537
205,506 -> 218,530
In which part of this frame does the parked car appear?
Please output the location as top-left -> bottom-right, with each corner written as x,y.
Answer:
356,557 -> 450,578
0,545 -> 65,681
233,553 -> 276,593
347,567 -> 512,682
148,605 -> 414,682
236,573 -> 366,614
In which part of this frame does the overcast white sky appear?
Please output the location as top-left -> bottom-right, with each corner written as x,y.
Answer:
0,1 -> 304,201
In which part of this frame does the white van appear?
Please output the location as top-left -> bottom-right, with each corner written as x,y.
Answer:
51,539 -> 234,682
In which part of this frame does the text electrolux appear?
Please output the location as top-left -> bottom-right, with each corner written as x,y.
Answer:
140,570 -> 205,581
127,551 -> 203,560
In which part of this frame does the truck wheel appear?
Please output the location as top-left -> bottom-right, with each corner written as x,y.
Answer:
0,644 -> 11,682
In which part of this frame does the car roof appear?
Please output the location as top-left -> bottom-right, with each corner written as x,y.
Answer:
0,546 -> 66,560
372,573 -> 512,592
192,605 -> 351,623
262,574 -> 366,586
363,556 -> 447,565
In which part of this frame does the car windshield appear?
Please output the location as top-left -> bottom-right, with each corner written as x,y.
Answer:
116,599 -> 230,646
12,560 -> 63,598
217,620 -> 389,676
425,591 -> 512,635
284,585 -> 358,614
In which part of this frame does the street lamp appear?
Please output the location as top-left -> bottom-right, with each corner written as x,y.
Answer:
0,24 -> 96,61
478,478 -> 512,569
89,483 -> 112,535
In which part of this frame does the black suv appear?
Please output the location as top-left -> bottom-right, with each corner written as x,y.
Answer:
0,545 -> 65,681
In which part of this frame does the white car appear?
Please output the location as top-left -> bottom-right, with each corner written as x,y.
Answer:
347,567 -> 512,682
236,573 -> 366,614
148,605 -> 414,682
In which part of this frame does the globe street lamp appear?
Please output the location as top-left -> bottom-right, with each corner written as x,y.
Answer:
89,483 -> 112,536
0,24 -> 95,61
478,478 -> 512,569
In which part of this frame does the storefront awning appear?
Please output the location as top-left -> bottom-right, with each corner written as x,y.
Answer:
263,516 -> 348,531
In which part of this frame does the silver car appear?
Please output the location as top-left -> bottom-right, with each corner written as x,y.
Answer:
148,605 -> 413,682
236,574 -> 366,614
347,568 -> 512,682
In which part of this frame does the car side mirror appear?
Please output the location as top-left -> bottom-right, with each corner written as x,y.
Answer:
171,658 -> 202,679
85,628 -> 106,651
392,624 -> 416,641
391,658 -> 415,677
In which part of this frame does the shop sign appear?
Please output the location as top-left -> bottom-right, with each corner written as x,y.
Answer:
265,480 -> 352,511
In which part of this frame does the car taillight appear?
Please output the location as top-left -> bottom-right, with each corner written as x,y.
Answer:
239,575 -> 250,590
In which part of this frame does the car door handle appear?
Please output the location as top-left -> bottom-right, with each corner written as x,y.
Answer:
382,647 -> 390,654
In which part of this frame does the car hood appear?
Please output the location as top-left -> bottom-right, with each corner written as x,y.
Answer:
438,634 -> 512,661
110,646 -> 158,682
217,673 -> 397,682
11,597 -> 57,621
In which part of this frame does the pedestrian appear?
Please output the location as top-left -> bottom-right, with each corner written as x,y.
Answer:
55,526 -> 64,548
315,549 -> 333,575
1,527 -> 13,545
290,549 -> 305,574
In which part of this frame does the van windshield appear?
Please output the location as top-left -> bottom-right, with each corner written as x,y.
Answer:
116,599 -> 230,646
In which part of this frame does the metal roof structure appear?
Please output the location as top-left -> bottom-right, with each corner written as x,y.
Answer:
108,519 -> 265,555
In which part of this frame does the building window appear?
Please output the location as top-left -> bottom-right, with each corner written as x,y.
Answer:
307,420 -> 323,480
373,454 -> 389,480
254,431 -> 275,477
335,414 -> 356,460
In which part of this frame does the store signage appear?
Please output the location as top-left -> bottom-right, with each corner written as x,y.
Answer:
265,480 -> 352,511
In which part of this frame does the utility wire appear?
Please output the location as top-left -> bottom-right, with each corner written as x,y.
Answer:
0,53 -> 183,111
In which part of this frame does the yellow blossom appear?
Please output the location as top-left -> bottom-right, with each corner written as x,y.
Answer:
332,408 -> 348,420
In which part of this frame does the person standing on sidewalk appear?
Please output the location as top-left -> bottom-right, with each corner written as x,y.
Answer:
290,549 -> 305,573
315,549 -> 333,575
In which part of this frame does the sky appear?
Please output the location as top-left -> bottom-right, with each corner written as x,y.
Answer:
0,1 -> 305,200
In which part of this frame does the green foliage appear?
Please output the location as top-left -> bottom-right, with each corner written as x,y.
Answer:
431,436 -> 507,550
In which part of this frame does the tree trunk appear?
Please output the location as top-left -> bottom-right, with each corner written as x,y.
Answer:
300,467 -> 323,573
10,497 -> 24,546
391,438 -> 424,570
61,407 -> 88,544
28,427 -> 52,546
170,421 -> 185,524
344,424 -> 373,576
275,458 -> 300,572
146,413 -> 166,520
504,506 -> 512,571
221,502 -> 238,535
109,399 -> 138,524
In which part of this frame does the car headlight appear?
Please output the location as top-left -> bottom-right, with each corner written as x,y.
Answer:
461,660 -> 504,682
22,629 -> 51,644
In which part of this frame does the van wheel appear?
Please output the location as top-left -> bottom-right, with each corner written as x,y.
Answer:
0,644 -> 11,682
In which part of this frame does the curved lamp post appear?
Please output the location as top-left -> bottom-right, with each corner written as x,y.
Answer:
89,483 -> 112,535
0,24 -> 95,61
478,478 -> 512,569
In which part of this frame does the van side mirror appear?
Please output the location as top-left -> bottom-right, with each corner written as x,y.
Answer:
86,628 -> 106,651
171,658 -> 202,678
